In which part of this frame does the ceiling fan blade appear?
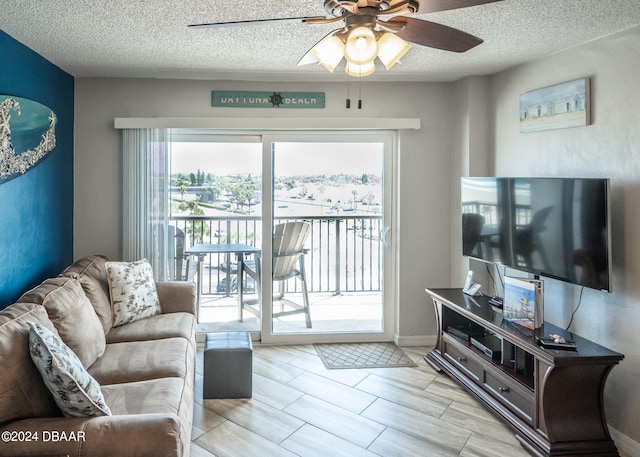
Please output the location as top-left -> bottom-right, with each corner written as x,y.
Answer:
376,19 -> 404,32
303,16 -> 347,25
390,17 -> 482,52
188,16 -> 328,29
416,0 -> 501,14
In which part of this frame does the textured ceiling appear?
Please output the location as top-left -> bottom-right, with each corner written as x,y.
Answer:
1,0 -> 640,82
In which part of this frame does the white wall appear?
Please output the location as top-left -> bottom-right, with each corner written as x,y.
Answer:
450,76 -> 494,287
490,25 -> 640,452
74,78 -> 457,342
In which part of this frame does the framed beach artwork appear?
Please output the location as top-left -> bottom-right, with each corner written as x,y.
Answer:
519,78 -> 591,133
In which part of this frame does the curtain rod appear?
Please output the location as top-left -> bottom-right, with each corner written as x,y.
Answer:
113,117 -> 420,131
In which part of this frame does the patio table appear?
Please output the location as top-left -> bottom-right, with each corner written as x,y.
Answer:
184,243 -> 260,322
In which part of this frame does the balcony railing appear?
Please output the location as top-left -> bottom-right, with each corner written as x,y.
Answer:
171,215 -> 383,296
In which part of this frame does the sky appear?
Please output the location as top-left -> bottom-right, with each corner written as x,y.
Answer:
170,141 -> 383,177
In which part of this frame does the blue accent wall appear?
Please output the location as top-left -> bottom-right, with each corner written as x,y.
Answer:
0,30 -> 74,308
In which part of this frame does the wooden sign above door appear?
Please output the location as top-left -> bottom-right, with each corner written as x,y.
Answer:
212,91 -> 325,109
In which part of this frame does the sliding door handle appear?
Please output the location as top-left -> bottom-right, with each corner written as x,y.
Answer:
380,226 -> 391,248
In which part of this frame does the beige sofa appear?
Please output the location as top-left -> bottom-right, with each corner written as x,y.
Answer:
0,255 -> 197,457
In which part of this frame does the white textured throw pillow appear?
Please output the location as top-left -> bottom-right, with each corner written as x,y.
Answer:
27,321 -> 111,418
106,259 -> 161,327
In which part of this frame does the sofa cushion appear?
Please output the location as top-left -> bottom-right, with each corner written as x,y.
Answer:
106,312 -> 196,344
68,273 -> 113,336
18,276 -> 106,367
101,377 -> 194,457
28,322 -> 112,418
106,259 -> 161,327
88,337 -> 191,385
0,303 -> 61,424
62,254 -> 110,284
155,281 -> 197,315
62,255 -> 113,335
101,377 -> 185,416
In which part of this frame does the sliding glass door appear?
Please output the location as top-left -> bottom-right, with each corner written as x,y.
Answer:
170,131 -> 396,343
169,133 -> 263,333
261,133 -> 395,343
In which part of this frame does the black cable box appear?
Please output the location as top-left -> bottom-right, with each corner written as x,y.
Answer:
448,324 -> 485,342
471,334 -> 502,360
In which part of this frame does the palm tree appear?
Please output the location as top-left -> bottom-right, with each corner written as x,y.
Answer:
318,185 -> 326,215
364,191 -> 375,210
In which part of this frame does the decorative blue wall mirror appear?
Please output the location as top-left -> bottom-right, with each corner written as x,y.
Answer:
0,95 -> 57,185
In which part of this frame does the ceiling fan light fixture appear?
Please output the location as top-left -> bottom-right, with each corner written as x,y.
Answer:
345,60 -> 376,77
344,26 -> 378,65
311,35 -> 345,72
192,0 -> 496,79
377,32 -> 412,70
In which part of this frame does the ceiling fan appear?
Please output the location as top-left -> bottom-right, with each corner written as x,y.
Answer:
189,0 -> 501,77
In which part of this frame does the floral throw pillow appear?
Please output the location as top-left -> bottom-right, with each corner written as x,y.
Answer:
27,322 -> 111,418
106,259 -> 161,327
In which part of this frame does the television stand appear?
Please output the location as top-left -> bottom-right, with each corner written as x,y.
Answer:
425,288 -> 624,457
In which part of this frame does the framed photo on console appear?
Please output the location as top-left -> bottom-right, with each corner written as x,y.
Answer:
503,277 -> 543,330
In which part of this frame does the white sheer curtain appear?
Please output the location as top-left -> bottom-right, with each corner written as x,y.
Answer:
121,128 -> 170,281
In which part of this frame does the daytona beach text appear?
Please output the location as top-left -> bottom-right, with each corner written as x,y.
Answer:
219,96 -> 319,105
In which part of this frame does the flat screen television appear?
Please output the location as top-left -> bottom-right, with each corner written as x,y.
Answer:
461,177 -> 611,292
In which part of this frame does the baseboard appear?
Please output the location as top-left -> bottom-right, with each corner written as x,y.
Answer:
197,331 -> 437,347
610,426 -> 640,457
394,334 -> 437,347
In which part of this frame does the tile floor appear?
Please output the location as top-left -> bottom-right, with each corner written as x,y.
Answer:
191,344 -> 532,457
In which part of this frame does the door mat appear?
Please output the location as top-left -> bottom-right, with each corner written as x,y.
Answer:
314,342 -> 418,369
